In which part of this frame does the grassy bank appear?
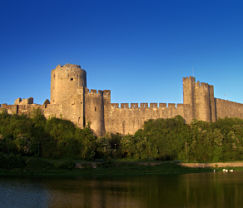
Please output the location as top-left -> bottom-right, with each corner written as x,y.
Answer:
0,161 -> 213,179
1,154 -> 243,179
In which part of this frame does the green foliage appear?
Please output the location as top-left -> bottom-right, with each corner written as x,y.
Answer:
2,110 -> 243,165
119,116 -> 189,160
0,111 -> 97,160
95,134 -> 122,159
25,157 -> 53,170
54,159 -> 75,169
97,160 -> 116,168
118,116 -> 243,162
0,153 -> 26,169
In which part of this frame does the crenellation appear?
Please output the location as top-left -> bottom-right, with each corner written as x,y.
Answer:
43,99 -> 50,105
91,89 -> 97,94
103,90 -> 111,105
85,89 -> 104,95
168,103 -> 176,109
21,97 -> 34,105
111,103 -> 119,108
159,103 -> 167,108
177,104 -> 184,108
131,103 -> 139,109
195,81 -> 201,88
140,103 -> 148,108
195,81 -> 209,89
103,90 -> 111,96
121,103 -> 129,108
150,103 -> 158,108
199,82 -> 210,91
14,98 -> 22,105
183,76 -> 195,81
14,97 -> 34,105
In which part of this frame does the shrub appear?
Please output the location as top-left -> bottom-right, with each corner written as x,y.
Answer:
98,160 -> 115,168
0,153 -> 26,169
54,160 -> 75,169
25,158 -> 53,169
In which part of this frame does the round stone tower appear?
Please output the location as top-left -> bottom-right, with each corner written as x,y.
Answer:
50,64 -> 87,104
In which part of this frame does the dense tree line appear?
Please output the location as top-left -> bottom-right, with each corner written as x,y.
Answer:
1,110 -> 243,162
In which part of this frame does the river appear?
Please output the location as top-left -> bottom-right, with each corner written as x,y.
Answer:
1,172 -> 243,208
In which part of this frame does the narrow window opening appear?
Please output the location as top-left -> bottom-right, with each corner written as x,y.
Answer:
70,78 -> 73,81
95,107 -> 96,111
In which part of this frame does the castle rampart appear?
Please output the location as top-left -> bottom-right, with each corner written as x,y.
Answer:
104,101 -> 192,135
1,64 -> 243,136
215,98 -> 243,119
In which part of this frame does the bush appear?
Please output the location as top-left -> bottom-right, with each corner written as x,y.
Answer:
98,160 -> 115,168
0,153 -> 26,169
54,160 -> 75,169
25,158 -> 53,170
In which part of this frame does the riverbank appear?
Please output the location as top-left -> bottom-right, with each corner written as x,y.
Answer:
180,162 -> 243,168
0,161 -> 212,179
1,158 -> 243,179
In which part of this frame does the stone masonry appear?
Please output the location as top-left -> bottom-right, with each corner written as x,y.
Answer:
1,64 -> 243,136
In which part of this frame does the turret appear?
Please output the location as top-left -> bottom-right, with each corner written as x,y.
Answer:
50,64 -> 87,104
183,76 -> 196,121
183,76 -> 216,122
194,82 -> 211,121
85,89 -> 105,136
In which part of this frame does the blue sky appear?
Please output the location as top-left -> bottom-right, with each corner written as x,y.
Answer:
1,0 -> 243,105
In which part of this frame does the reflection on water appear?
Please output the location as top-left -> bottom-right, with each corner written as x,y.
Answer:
1,173 -> 243,208
0,179 -> 49,208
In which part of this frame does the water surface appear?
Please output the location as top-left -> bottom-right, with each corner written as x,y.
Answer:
1,172 -> 243,208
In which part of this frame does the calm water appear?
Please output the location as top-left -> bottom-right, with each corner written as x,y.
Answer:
1,172 -> 243,208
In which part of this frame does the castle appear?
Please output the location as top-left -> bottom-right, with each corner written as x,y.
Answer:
1,64 -> 243,136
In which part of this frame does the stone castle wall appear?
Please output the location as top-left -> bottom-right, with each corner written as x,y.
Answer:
0,103 -> 40,115
215,98 -> 243,119
104,103 -> 192,135
1,64 -> 243,136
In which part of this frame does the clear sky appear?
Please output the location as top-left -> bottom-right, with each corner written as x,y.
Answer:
1,0 -> 243,105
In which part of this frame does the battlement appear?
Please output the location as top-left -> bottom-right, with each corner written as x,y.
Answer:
195,81 -> 210,89
55,64 -> 83,71
131,103 -> 139,108
150,103 -> 158,108
52,64 -> 86,80
85,88 -> 103,95
183,76 -> 212,91
168,103 -> 175,108
159,103 -> 167,108
121,103 -> 129,108
140,103 -> 148,108
111,103 -> 119,108
43,99 -> 50,106
110,102 -> 184,109
14,97 -> 34,105
103,90 -> 111,96
183,76 -> 196,82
